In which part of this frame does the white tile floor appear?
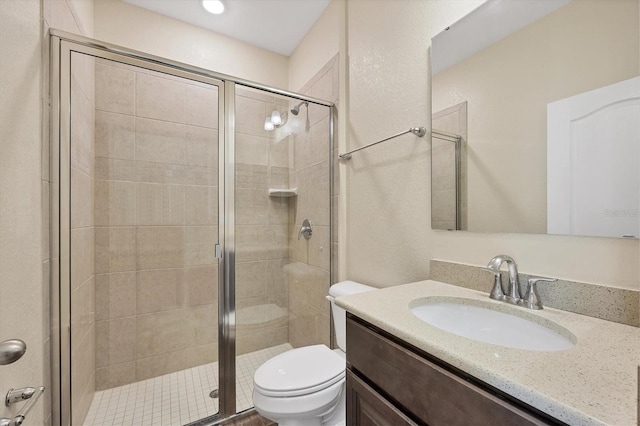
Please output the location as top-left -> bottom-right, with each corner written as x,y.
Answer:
84,344 -> 293,426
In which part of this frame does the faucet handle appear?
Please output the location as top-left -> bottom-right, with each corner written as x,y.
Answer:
523,277 -> 557,310
482,267 -> 505,301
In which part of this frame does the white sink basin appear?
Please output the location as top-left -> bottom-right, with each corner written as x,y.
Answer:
410,298 -> 575,352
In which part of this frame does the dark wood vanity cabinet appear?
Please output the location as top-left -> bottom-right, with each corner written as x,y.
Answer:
346,369 -> 418,426
345,314 -> 562,426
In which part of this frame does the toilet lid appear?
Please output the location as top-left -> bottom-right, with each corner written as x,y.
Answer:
254,345 -> 345,397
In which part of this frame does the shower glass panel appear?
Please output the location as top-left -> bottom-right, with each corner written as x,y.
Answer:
233,85 -> 333,412
68,50 -> 222,426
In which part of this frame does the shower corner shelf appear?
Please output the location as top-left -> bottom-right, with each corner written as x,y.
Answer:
268,188 -> 298,198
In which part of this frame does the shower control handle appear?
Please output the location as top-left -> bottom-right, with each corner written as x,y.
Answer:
298,219 -> 313,240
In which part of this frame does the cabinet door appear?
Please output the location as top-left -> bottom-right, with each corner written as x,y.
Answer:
346,369 -> 418,426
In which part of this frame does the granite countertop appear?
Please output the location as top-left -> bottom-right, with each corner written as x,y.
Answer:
336,280 -> 640,426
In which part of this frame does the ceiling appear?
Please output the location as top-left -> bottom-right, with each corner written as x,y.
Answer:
122,0 -> 331,56
432,0 -> 571,75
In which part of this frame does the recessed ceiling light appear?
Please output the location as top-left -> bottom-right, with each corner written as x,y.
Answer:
202,0 -> 224,15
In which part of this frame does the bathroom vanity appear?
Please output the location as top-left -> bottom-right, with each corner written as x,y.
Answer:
338,280 -> 639,426
346,315 -> 557,425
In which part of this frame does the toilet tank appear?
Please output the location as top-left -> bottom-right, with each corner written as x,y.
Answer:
327,281 -> 376,352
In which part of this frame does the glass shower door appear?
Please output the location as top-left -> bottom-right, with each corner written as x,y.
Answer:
232,84 -> 333,413
64,46 -> 224,426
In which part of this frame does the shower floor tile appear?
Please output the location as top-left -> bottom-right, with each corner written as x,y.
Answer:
84,344 -> 293,426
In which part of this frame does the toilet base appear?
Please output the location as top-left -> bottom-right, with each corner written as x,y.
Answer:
320,390 -> 345,426
255,384 -> 345,426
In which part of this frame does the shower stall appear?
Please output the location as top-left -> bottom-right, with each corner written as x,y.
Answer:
50,31 -> 334,426
431,102 -> 466,231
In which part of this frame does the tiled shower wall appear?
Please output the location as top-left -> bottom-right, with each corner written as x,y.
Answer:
234,87 -> 291,355
432,102 -> 467,231
287,56 -> 338,348
90,56 -> 336,392
431,138 -> 457,231
70,53 -> 96,424
93,60 -> 219,390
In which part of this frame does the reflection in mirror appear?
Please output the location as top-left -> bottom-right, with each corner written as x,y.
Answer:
431,0 -> 639,238
432,104 -> 466,231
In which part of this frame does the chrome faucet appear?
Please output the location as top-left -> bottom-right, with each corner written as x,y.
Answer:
483,255 -> 521,304
484,255 -> 558,309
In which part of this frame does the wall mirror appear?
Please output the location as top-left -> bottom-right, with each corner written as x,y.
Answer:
430,0 -> 639,238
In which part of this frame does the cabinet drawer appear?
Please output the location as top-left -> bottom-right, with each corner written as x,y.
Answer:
347,315 -> 551,426
346,369 -> 418,426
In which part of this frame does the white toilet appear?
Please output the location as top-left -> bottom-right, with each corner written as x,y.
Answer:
252,281 -> 376,426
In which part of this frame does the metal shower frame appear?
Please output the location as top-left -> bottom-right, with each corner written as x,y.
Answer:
50,29 -> 335,426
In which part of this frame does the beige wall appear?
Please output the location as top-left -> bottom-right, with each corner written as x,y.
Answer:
345,0 -> 467,287
433,0 -> 639,234
288,0 -> 343,92
0,0 -> 94,425
93,0 -> 289,90
0,0 -> 46,424
345,0 -> 639,291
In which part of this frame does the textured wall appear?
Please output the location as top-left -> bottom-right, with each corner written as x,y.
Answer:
346,0 -> 455,287
345,0 -> 639,290
0,0 -> 46,425
0,0 -> 95,425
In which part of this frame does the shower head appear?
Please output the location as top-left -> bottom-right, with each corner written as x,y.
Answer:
290,101 -> 308,116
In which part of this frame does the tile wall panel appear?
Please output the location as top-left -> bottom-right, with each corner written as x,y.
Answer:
286,57 -> 337,348
94,61 -> 220,389
234,89 -> 291,355
91,57 -> 338,392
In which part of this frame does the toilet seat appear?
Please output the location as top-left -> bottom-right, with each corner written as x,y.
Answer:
254,345 -> 345,397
